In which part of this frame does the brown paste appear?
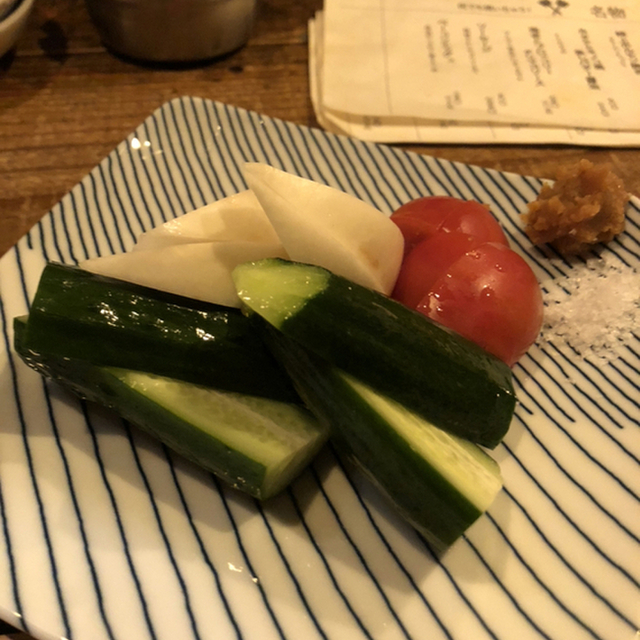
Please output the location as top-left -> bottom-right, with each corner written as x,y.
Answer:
523,159 -> 629,255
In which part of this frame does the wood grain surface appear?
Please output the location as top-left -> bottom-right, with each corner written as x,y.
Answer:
0,0 -> 638,637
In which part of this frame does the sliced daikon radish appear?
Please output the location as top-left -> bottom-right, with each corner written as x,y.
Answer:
134,190 -> 282,251
80,241 -> 288,307
243,163 -> 403,294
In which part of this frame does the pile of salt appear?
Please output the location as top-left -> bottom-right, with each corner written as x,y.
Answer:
541,258 -> 639,366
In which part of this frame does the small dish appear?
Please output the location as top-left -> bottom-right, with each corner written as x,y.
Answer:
0,0 -> 34,59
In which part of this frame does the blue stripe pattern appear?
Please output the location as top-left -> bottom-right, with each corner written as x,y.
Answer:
0,97 -> 637,640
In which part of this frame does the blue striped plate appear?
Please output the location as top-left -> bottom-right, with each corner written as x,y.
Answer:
0,97 -> 638,640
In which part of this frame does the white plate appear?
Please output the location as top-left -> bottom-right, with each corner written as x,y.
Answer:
0,98 -> 638,640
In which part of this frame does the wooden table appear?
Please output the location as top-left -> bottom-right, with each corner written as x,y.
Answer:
0,1 -> 637,638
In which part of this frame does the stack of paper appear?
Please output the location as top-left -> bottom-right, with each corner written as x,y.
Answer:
309,0 -> 640,146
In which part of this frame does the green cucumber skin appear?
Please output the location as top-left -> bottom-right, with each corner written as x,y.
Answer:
14,316 -> 270,496
26,263 -> 298,403
16,316 -> 330,499
264,326 -> 488,551
241,260 -> 515,449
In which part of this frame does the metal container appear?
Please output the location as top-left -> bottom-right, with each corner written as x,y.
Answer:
85,0 -> 257,63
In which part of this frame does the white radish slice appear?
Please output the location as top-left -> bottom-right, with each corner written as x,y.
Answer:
243,163 -> 403,294
80,241 -> 288,307
134,190 -> 282,251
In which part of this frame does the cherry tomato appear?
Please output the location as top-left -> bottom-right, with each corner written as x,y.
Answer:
391,196 -> 509,254
392,232 -> 480,308
416,243 -> 544,366
391,197 -> 450,254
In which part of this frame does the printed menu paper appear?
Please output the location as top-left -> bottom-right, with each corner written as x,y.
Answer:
309,0 -> 640,145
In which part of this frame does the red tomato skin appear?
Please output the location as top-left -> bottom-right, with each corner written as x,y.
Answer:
416,243 -> 544,366
391,196 -> 509,254
391,232 -> 480,309
391,197 -> 450,255
439,204 -> 510,247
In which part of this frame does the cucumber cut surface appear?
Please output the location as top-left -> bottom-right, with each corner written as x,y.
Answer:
265,327 -> 502,551
14,316 -> 327,499
348,375 -> 502,515
234,258 -> 516,448
25,262 -> 298,403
